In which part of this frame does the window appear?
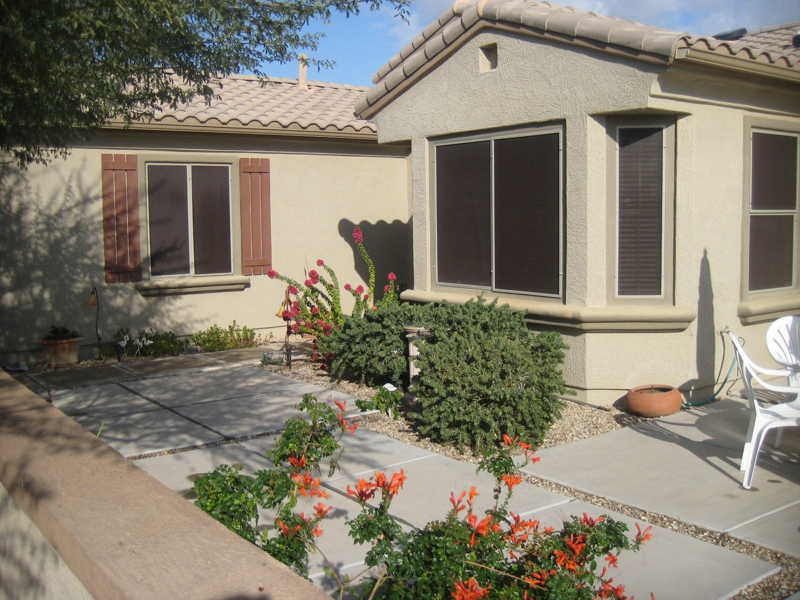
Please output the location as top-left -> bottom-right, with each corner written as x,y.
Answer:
747,130 -> 799,293
433,127 -> 562,297
606,117 -> 675,303
147,164 -> 232,277
101,155 -> 272,286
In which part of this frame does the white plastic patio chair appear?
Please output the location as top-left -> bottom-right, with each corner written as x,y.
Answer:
728,332 -> 800,489
766,316 -> 800,386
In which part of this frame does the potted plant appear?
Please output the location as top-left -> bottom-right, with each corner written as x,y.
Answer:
625,384 -> 682,418
41,325 -> 83,367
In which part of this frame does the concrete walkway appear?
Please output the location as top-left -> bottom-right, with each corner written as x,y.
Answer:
21,349 -> 799,599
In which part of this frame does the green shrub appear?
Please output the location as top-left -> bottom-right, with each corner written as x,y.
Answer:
410,298 -> 568,453
316,301 -> 433,388
192,320 -> 262,353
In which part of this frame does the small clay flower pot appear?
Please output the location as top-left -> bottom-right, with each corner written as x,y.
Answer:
41,337 -> 83,367
625,384 -> 682,418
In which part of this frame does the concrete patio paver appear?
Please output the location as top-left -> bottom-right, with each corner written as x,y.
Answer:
50,383 -> 160,419
73,409 -> 225,457
31,363 -> 132,389
172,387 -> 360,438
728,502 -> 800,559
522,424 -> 800,538
634,397 -> 800,461
529,499 -> 780,600
119,354 -> 222,377
133,443 -> 273,496
122,367 -> 298,407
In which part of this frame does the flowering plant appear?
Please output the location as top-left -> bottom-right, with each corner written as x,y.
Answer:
267,227 -> 399,337
194,402 -> 650,599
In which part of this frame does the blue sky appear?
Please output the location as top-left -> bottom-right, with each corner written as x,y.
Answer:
261,0 -> 800,87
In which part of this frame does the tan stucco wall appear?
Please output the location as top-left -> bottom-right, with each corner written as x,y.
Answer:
0,130 -> 410,356
373,28 -> 800,404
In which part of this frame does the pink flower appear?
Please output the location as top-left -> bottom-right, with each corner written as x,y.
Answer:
388,272 -> 396,281
316,259 -> 324,266
282,310 -> 292,320
308,270 -> 318,279
352,227 -> 363,244
288,285 -> 298,295
355,285 -> 364,295
267,270 -> 278,279
311,306 -> 319,315
304,279 -> 312,287
384,285 -> 390,292
363,294 -> 370,301
317,320 -> 324,328
344,283 -> 352,291
292,301 -> 299,310
311,354 -> 318,360
292,323 -> 299,333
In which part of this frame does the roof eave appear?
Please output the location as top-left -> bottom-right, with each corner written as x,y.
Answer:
104,120 -> 378,141
674,47 -> 800,85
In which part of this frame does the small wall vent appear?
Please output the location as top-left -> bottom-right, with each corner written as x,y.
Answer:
479,44 -> 498,73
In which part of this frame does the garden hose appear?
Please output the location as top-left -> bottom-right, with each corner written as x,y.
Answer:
682,327 -> 737,408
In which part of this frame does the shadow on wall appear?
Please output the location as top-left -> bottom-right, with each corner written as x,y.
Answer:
681,248 -> 717,399
0,163 -> 189,355
338,218 -> 412,298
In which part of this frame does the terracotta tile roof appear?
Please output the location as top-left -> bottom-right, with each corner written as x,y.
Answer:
355,0 -> 800,117
144,74 -> 376,137
676,23 -> 800,68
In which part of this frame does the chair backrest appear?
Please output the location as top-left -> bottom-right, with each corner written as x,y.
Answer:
766,316 -> 800,370
728,332 -> 760,411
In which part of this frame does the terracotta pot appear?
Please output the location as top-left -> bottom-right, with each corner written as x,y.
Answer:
625,384 -> 682,418
41,337 -> 83,367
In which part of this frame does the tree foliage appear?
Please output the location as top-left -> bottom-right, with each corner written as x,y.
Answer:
0,0 -> 409,167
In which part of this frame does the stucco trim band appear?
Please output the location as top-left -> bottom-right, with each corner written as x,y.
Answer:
400,289 -> 696,331
135,274 -> 250,296
737,296 -> 800,325
0,371 -> 331,600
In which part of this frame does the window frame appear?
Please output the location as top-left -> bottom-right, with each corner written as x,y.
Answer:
138,155 -> 241,280
605,116 -> 676,306
742,124 -> 799,301
430,124 -> 565,299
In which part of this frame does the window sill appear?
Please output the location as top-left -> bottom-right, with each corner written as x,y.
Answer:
737,294 -> 800,325
400,289 -> 696,331
135,275 -> 250,297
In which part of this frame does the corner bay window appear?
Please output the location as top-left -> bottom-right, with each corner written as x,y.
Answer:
748,130 -> 799,293
434,128 -> 562,296
146,164 -> 232,277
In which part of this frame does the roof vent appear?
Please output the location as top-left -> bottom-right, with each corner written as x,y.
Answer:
712,27 -> 747,41
793,29 -> 800,48
297,54 -> 308,91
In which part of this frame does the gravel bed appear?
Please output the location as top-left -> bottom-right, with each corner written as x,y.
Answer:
262,355 -> 800,600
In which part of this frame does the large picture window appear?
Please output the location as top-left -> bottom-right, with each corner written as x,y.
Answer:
747,130 -> 799,293
146,164 -> 232,277
434,128 -> 563,297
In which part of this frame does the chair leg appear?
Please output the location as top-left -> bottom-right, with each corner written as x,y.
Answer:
741,412 -> 758,471
743,426 -> 770,489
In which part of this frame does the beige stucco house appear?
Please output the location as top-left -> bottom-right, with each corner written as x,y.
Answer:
356,0 -> 800,405
0,73 -> 410,360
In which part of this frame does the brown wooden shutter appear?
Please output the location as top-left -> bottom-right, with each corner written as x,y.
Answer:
101,154 -> 141,283
239,158 -> 272,276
